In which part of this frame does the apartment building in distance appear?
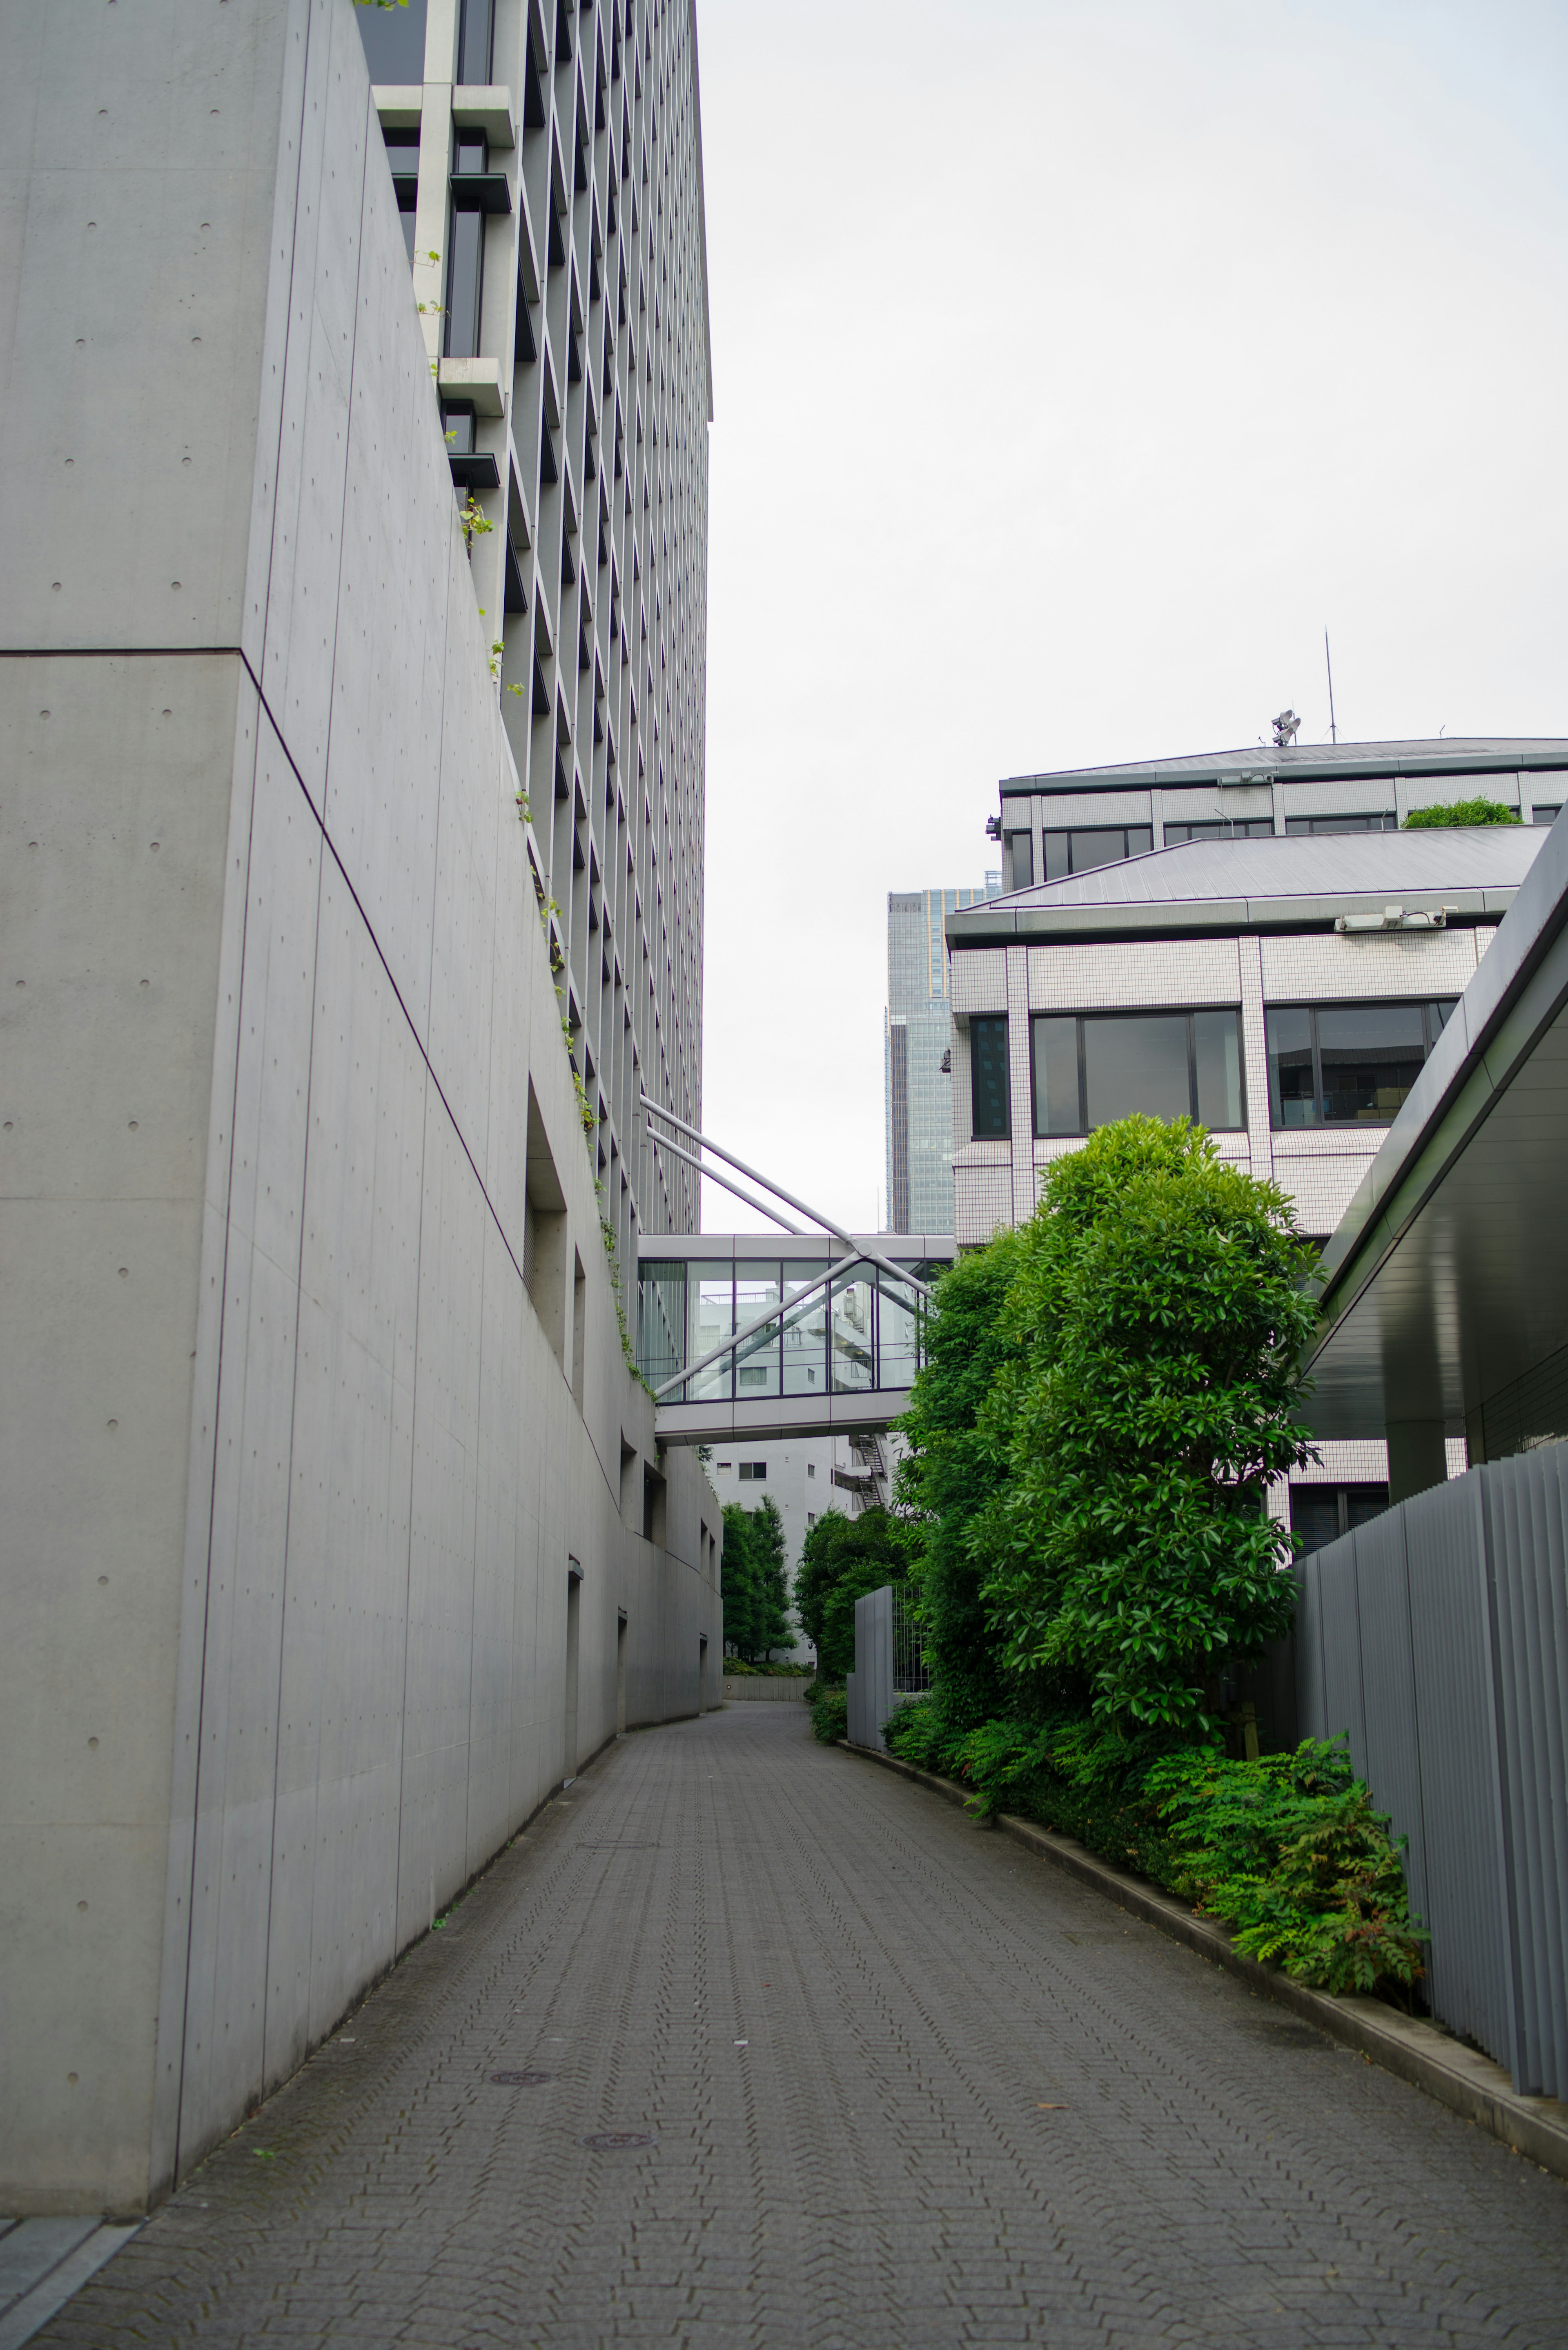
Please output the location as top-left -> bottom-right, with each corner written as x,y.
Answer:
949,738 -> 1568,1544
885,879 -> 1000,1233
2,0 -> 719,2216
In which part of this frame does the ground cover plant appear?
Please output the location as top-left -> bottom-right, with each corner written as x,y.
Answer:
887,1114 -> 1426,2000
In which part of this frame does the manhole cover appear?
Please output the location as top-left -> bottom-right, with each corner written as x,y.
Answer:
578,2129 -> 657,2151
489,2070 -> 555,2086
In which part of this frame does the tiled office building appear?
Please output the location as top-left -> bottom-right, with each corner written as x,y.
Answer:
885,880 -> 1000,1233
949,738 -> 1568,1540
357,0 -> 713,1260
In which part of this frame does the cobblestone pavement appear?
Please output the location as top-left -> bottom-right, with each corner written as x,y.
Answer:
42,1706 -> 1568,2349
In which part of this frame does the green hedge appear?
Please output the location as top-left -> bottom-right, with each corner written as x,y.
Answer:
809,1683 -> 849,1744
883,1701 -> 1426,1998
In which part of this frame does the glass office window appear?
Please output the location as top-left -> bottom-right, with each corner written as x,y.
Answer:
970,1015 -> 1010,1138
1031,1010 -> 1245,1135
354,0 -> 428,79
445,208 -> 486,357
1031,1015 -> 1079,1137
1192,1008 -> 1243,1129
1163,819 -> 1275,843
688,1263 -> 734,1402
1265,1001 -> 1457,1127
1283,812 -> 1398,835
1042,825 -> 1154,881
1084,1013 -> 1191,1127
1533,803 -> 1562,827
457,0 -> 494,81
636,1260 -> 685,1391
830,1270 -> 875,1392
733,1262 -> 782,1397
1291,1483 -> 1389,1555
1007,832 -> 1034,888
782,1265 -> 828,1395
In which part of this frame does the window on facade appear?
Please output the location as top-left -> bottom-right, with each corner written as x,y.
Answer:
1265,1000 -> 1457,1128
354,0 -> 428,81
807,1462 -> 816,1478
1031,1010 -> 1243,1136
1042,826 -> 1154,881
1533,803 -> 1562,827
445,208 -> 486,356
1007,832 -> 1033,888
737,1461 -> 768,1482
1283,813 -> 1399,835
969,1015 -> 1010,1138
456,0 -> 494,82
1291,1483 -> 1389,1555
1163,819 -> 1275,844
383,131 -> 420,263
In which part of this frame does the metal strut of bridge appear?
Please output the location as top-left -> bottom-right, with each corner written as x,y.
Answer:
635,1096 -> 955,1445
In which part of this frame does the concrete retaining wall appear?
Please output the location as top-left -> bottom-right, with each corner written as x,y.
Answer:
0,0 -> 720,2215
721,1677 -> 811,1703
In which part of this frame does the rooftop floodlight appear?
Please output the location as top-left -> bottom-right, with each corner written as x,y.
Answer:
1272,708 -> 1301,748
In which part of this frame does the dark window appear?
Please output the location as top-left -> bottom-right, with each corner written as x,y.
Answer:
452,129 -> 489,175
737,1461 -> 768,1482
444,208 -> 485,356
1163,818 -> 1275,843
1533,803 -> 1562,827
383,130 -> 420,259
1283,812 -> 1399,835
1291,1483 -> 1389,1555
1007,832 -> 1033,889
970,1015 -> 1010,1139
1031,1009 -> 1244,1137
354,0 -> 428,82
1042,825 -> 1154,880
1265,1000 -> 1457,1128
457,0 -> 494,83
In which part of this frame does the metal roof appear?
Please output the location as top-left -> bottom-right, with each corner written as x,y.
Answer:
998,736 -> 1568,798
947,826 -> 1547,947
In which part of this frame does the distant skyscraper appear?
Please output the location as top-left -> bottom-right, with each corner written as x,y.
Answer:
885,880 -> 1001,1232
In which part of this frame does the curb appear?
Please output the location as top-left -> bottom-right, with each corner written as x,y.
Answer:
843,1738 -> 1568,2183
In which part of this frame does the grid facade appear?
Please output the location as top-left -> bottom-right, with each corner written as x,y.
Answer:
356,0 -> 713,1262
885,882 -> 998,1231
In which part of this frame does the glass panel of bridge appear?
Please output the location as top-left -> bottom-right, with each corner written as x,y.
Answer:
830,1267 -> 875,1392
687,1262 -> 735,1402
876,1271 -> 920,1390
637,1260 -> 686,1393
781,1263 -> 829,1396
733,1261 -> 782,1398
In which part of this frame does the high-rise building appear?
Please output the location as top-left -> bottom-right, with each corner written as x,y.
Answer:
2,0 -> 719,2216
885,881 -> 1000,1233
356,0 -> 712,1258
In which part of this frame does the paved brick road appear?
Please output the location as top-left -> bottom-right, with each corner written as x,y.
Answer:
42,1706 -> 1568,2349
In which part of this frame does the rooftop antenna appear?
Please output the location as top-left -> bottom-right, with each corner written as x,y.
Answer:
1324,629 -> 1338,744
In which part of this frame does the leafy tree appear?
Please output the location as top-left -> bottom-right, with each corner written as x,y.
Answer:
894,1229 -> 1025,1735
1403,798 -> 1519,828
795,1506 -> 920,1682
721,1497 -> 792,1663
977,1117 -> 1318,1731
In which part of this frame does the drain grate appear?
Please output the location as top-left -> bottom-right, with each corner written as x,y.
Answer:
489,2070 -> 555,2087
578,2129 -> 657,2150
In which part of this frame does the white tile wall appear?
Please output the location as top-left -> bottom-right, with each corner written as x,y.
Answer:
951,948 -> 1008,1014
1272,1152 -> 1378,1236
1260,929 -> 1481,1002
1007,948 -> 1034,1226
954,1164 -> 1016,1246
1026,939 -> 1242,1010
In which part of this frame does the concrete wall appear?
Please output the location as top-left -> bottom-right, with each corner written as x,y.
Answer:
0,0 -> 720,2217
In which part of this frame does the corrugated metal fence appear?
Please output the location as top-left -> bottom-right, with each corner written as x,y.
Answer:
1296,1444 -> 1568,2096
848,1584 -> 928,1752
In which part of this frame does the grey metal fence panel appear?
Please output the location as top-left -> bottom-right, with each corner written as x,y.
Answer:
848,1586 -> 895,1751
1294,1556 -> 1328,1746
1482,1447 -> 1568,2096
1349,1509 -> 1430,1933
1316,1531 -> 1368,1763
1404,1472 -> 1515,2070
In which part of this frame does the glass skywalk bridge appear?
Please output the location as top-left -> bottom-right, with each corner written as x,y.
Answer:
636,1234 -> 956,1445
634,1094 -> 954,1444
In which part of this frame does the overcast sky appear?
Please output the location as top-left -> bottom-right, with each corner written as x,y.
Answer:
690,0 -> 1568,1236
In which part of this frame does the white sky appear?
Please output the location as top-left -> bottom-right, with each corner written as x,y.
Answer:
691,0 -> 1568,1236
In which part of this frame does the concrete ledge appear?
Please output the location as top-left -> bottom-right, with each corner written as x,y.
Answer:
844,1740 -> 1568,2183
437,357 -> 506,415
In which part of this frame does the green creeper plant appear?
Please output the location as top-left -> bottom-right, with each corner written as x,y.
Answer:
1402,798 -> 1520,829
